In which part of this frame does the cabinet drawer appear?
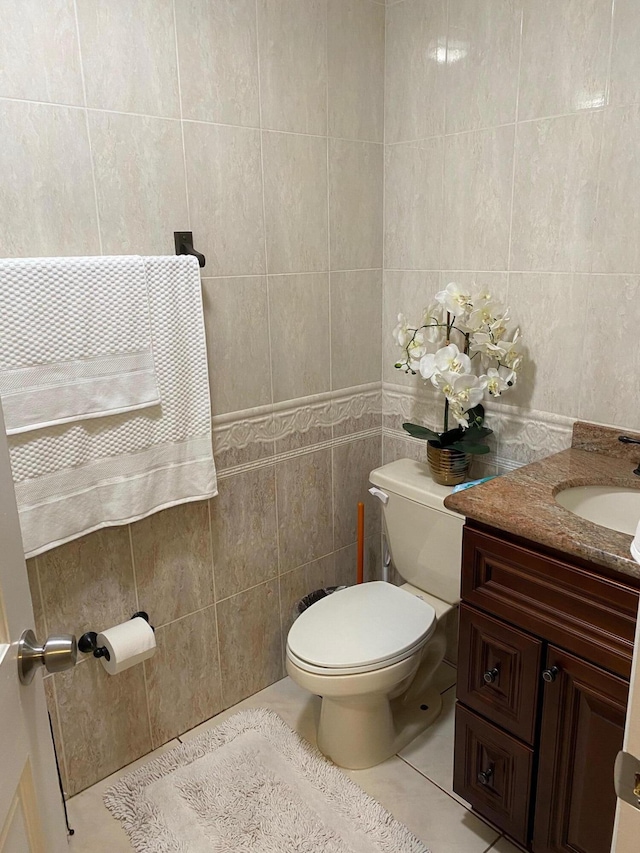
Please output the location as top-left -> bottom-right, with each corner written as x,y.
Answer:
453,703 -> 533,845
462,526 -> 638,678
457,603 -> 542,744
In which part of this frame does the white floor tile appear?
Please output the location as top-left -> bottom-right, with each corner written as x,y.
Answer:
489,835 -> 526,853
345,755 -> 500,853
399,686 -> 471,807
66,739 -> 180,852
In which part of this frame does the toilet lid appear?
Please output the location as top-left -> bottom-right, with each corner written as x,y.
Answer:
287,582 -> 436,671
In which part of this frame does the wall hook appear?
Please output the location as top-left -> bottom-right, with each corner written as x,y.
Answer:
174,231 -> 206,268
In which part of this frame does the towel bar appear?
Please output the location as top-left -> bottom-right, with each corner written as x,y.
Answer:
174,231 -> 206,268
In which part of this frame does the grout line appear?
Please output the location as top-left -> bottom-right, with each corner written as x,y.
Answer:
172,0 -> 191,232
72,0 -> 103,255
506,4 -> 524,275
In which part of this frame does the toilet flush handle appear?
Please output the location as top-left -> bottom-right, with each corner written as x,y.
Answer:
368,487 -> 389,505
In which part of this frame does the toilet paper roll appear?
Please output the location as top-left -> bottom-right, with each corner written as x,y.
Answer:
96,617 -> 156,675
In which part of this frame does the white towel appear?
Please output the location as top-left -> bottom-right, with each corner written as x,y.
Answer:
0,255 -> 160,435
7,255 -> 217,558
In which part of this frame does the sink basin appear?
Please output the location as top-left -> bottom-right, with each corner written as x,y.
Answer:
555,486 -> 640,535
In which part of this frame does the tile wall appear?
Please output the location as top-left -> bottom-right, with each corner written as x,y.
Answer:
382,0 -> 640,473
2,0 -> 384,795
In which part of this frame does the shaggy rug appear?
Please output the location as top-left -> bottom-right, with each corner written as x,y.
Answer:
104,708 -> 429,852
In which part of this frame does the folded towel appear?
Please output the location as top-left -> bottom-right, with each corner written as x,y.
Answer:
451,475 -> 498,494
0,255 -> 160,435
7,256 -> 217,558
632,518 -> 640,565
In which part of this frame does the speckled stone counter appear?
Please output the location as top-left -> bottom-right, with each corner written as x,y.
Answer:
443,422 -> 640,581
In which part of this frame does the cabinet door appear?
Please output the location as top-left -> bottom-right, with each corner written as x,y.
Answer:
533,647 -> 629,853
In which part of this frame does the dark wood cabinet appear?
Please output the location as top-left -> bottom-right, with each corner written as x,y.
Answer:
454,522 -> 639,853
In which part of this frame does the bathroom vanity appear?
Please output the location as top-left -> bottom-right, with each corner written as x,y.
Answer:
444,424 -> 640,853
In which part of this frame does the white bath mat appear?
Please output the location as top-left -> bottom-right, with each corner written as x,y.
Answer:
104,708 -> 429,852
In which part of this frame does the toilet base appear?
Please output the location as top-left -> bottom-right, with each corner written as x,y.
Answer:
316,685 -> 443,770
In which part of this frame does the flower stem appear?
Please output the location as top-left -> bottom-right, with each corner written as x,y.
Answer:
444,397 -> 449,433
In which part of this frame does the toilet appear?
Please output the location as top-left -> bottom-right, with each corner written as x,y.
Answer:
285,458 -> 464,769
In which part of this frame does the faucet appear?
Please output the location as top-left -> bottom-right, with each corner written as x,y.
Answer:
618,435 -> 640,476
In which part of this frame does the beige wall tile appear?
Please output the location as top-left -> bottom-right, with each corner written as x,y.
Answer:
177,0 -> 260,126
262,132 -> 329,274
43,677 -> 68,796
279,554 -> 336,648
385,0 -> 446,143
445,0 -> 521,134
518,0 -> 611,121
212,424 -> 276,473
0,101 -> 99,257
329,139 -> 383,271
382,270 -> 441,385
274,416 -> 333,455
184,122 -> 265,277
88,111 -> 188,255
332,436 -> 382,549
269,273 -> 330,402
0,0 -> 83,104
384,139 -> 443,270
276,449 -> 334,572
257,0 -> 327,135
331,270 -> 382,390
442,125 -> 514,271
328,0 -> 385,142
25,558 -> 46,641
37,526 -> 136,639
132,501 -> 214,626
609,0 -> 640,108
145,607 -> 223,747
507,273 -> 588,417
511,113 -> 602,272
334,534 -> 382,586
55,659 -> 151,795
593,105 -> 640,274
202,277 -> 271,415
579,275 -> 640,431
76,0 -> 179,117
211,467 -> 278,601
217,579 -> 283,707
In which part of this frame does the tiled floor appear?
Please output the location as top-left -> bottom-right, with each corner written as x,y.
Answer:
66,666 -> 521,853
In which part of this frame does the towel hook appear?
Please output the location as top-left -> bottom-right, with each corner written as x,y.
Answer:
174,231 -> 206,268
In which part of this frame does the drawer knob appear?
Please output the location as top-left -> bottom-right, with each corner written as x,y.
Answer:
477,766 -> 494,786
542,665 -> 560,683
483,667 -> 499,684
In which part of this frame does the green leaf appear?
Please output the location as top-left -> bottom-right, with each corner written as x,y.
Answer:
460,425 -> 493,441
450,441 -> 491,455
402,422 -> 441,443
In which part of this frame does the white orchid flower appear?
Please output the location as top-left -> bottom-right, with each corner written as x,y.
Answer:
462,301 -> 499,333
482,366 -> 516,397
434,343 -> 471,375
469,332 -> 506,358
499,328 -> 524,371
407,329 -> 428,369
449,374 -> 487,410
421,302 -> 445,343
448,400 -> 470,428
392,313 -> 411,348
435,282 -> 473,317
418,352 -> 438,382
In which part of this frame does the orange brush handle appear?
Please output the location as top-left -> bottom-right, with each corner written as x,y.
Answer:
357,502 -> 365,584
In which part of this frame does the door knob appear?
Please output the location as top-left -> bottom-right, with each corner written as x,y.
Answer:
542,665 -> 560,683
17,629 -> 77,685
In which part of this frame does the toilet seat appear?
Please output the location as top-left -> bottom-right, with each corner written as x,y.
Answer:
286,582 -> 437,676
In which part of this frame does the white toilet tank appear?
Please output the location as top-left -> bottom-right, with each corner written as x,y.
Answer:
369,458 -> 464,604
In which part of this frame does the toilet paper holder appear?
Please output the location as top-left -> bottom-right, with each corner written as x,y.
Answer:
78,612 -> 154,661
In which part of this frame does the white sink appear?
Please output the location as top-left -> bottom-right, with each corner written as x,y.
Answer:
555,486 -> 640,535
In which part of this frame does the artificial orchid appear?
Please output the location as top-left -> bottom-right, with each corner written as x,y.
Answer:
393,283 -> 524,454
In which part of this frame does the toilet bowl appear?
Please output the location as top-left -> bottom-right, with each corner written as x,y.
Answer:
286,581 -> 453,768
286,459 -> 464,769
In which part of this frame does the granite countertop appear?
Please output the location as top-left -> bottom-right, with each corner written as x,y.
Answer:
443,422 -> 640,582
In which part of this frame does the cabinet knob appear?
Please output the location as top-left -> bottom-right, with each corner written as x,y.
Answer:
483,667 -> 499,684
542,665 -> 560,683
477,766 -> 494,786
